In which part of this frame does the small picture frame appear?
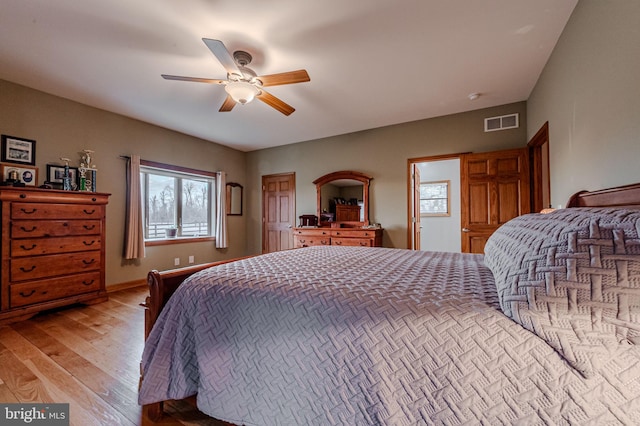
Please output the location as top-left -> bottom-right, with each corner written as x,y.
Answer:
46,164 -> 78,189
1,135 -> 36,166
1,163 -> 38,186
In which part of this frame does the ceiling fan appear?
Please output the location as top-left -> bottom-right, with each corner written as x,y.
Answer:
162,38 -> 310,116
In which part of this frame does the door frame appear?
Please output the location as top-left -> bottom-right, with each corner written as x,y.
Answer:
528,121 -> 551,212
406,152 -> 467,249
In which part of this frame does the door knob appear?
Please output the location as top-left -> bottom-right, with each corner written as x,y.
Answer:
462,228 -> 470,233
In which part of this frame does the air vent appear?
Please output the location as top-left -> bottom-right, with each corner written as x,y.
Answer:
484,113 -> 519,132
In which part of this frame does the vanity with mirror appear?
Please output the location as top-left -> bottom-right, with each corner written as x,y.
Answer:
293,171 -> 383,248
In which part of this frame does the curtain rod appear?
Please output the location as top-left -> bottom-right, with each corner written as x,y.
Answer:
119,155 -> 223,174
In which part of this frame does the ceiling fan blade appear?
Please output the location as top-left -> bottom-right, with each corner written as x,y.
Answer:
202,38 -> 240,76
257,90 -> 295,116
258,70 -> 310,87
219,95 -> 236,112
161,74 -> 226,84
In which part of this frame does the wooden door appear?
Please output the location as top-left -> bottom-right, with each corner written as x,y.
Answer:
262,173 -> 295,253
461,148 -> 530,253
411,163 -> 421,250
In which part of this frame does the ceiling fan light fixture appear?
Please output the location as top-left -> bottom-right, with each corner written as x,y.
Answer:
225,81 -> 260,104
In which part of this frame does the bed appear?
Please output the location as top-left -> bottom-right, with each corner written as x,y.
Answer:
139,182 -> 640,425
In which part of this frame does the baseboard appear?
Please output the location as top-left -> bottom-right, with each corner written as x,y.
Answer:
107,279 -> 147,293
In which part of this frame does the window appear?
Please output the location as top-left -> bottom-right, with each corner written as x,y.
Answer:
420,180 -> 450,216
140,161 -> 216,241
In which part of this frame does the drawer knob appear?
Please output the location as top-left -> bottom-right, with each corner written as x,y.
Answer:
334,241 -> 342,245
19,226 -> 37,233
82,279 -> 95,286
19,193 -> 27,199
20,244 -> 37,251
92,197 -> 97,202
19,290 -> 36,298
83,225 -> 96,230
19,265 -> 36,273
20,208 -> 37,214
82,259 -> 96,265
83,209 -> 96,215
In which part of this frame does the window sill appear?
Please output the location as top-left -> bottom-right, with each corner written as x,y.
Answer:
145,236 -> 215,247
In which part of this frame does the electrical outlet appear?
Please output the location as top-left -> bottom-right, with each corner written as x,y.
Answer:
188,255 -> 195,264
174,257 -> 180,266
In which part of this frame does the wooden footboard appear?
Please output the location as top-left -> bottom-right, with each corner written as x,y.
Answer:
141,256 -> 252,421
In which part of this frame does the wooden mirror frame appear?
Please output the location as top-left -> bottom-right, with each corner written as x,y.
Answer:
226,182 -> 243,216
313,170 -> 371,226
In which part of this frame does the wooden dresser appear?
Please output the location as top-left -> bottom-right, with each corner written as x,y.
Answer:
293,227 -> 383,248
0,187 -> 110,323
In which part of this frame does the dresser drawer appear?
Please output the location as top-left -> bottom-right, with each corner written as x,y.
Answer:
9,272 -> 101,308
12,220 -> 101,238
12,203 -> 104,220
294,236 -> 330,247
331,230 -> 379,238
331,237 -> 373,247
11,235 -> 102,257
11,251 -> 101,281
293,229 -> 331,237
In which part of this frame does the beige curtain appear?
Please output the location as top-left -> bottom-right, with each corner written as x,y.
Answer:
123,155 -> 145,259
216,171 -> 228,248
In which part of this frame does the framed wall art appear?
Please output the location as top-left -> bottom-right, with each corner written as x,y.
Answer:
1,135 -> 36,166
420,180 -> 451,216
1,163 -> 38,186
226,182 -> 243,215
46,164 -> 78,189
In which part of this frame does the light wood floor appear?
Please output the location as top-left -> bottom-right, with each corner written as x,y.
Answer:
0,286 -> 232,426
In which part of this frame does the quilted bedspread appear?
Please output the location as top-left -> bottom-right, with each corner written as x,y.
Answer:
139,246 -> 640,425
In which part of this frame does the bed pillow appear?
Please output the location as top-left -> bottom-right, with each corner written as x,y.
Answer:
484,208 -> 640,377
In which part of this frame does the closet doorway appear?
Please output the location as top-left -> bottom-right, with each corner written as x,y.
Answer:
408,154 -> 463,253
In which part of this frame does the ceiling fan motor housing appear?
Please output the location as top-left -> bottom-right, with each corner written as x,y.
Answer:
233,50 -> 252,67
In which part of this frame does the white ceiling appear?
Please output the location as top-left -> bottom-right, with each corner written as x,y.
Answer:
0,0 -> 578,152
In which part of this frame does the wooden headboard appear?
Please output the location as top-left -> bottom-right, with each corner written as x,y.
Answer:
566,182 -> 640,208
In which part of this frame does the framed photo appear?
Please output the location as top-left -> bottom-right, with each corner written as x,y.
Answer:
1,135 -> 36,165
46,164 -> 78,189
420,180 -> 450,216
1,163 -> 38,186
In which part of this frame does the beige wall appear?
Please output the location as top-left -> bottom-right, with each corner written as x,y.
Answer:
528,0 -> 640,205
0,79 -> 247,287
246,102 -> 527,252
